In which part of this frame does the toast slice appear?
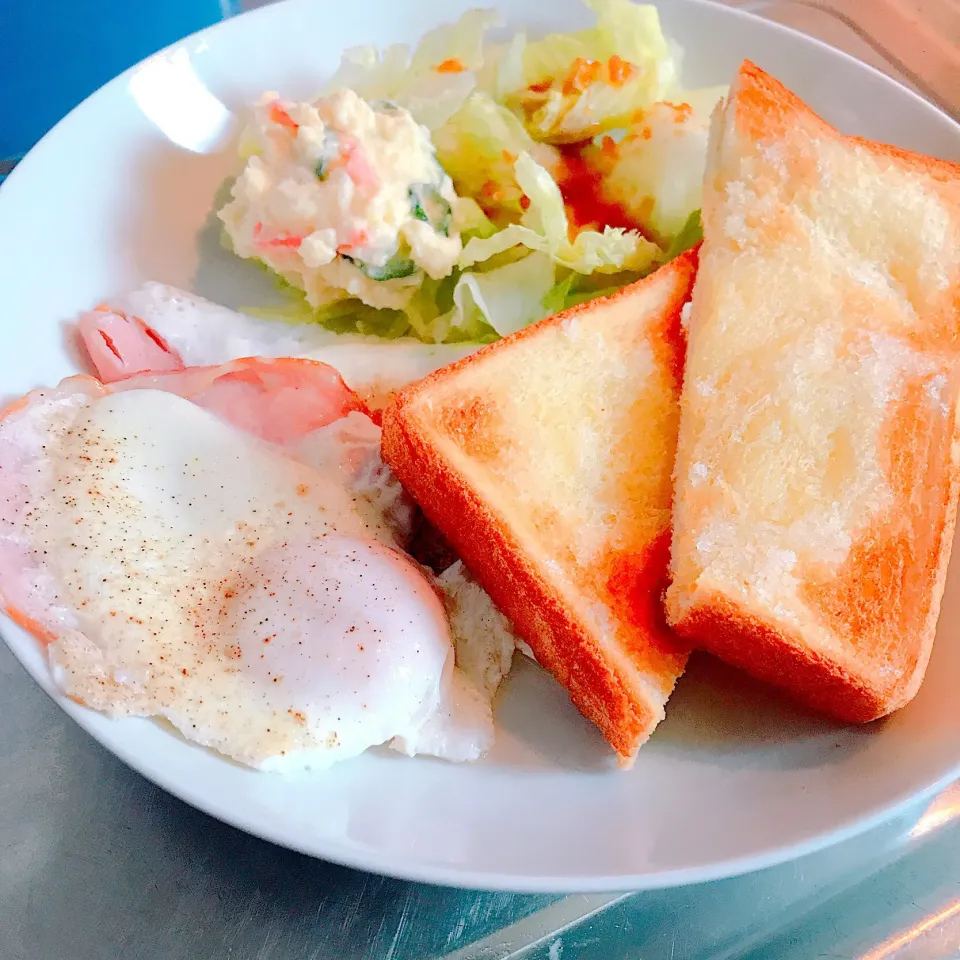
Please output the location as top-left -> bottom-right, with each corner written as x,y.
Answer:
381,252 -> 697,766
665,61 -> 960,722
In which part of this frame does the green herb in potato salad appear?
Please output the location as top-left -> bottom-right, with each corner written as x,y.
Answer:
219,0 -> 724,343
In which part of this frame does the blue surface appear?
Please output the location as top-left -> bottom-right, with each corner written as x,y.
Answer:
1,0 -> 237,160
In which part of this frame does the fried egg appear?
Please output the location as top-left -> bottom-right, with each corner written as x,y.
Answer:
0,358 -> 498,770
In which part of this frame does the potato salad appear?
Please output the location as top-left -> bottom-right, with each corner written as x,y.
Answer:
220,90 -> 466,310
220,0 -> 724,343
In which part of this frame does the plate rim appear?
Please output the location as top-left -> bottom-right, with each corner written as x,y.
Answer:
37,679 -> 960,892
5,0 -> 960,199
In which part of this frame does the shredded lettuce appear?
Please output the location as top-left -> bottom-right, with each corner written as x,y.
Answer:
515,81 -> 640,144
409,8 -> 502,74
248,246 -> 566,342
539,269 -> 650,315
520,0 -> 676,89
664,208 -> 703,259
586,95 -> 720,242
321,9 -> 503,130
246,294 -> 412,339
504,0 -> 680,142
452,196 -> 499,240
401,273 -> 459,341
539,271 -> 577,315
241,257 -> 418,338
562,283 -> 626,308
245,260 -> 490,344
322,44 -> 409,102
460,153 -> 659,274
494,32 -> 528,101
587,0 -> 678,85
444,251 -> 557,337
435,93 -> 558,224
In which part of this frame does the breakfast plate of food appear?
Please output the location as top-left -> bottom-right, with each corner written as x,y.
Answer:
1,0 -> 958,892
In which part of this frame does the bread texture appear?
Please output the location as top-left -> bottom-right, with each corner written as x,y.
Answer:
381,253 -> 698,765
665,61 -> 960,722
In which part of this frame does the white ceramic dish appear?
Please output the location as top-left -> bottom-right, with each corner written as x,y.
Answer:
1,0 -> 959,893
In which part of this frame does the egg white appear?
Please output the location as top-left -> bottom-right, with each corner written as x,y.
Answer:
0,382 -> 496,770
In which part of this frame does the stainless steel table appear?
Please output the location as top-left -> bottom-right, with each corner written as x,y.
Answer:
3,1 -> 959,957
4,630 -> 960,959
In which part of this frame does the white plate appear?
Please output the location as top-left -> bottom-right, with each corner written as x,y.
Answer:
2,0 -> 959,893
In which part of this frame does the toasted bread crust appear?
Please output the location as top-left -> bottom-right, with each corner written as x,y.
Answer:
692,429 -> 959,720
673,596 -> 896,723
738,60 -> 960,188
383,254 -> 698,764
672,436 -> 960,722
667,61 -> 960,721
390,249 -> 696,387
673,594 -> 888,722
384,411 -> 663,758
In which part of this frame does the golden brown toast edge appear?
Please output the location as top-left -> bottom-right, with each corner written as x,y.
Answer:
667,61 -> 960,721
736,59 -> 960,187
382,252 -> 699,764
673,410 -> 960,722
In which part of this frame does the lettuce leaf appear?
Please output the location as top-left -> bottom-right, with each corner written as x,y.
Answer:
445,251 -> 557,337
494,32 -> 528,101
587,0 -> 677,84
246,295 -> 413,339
540,268 -> 653,315
247,249 -> 563,342
539,270 -> 577,316
321,43 -> 410,101
664,208 -> 702,260
520,0 -> 676,89
321,9 -> 503,130
459,153 -> 659,274
504,0 -> 680,143
452,196 -> 499,240
586,94 -> 720,242
435,93 -> 558,224
409,8 -> 502,74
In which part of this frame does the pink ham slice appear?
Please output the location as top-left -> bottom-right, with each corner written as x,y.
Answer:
78,306 -> 185,381
113,357 -> 371,445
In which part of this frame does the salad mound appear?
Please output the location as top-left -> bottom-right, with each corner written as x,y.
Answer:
219,0 -> 723,343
